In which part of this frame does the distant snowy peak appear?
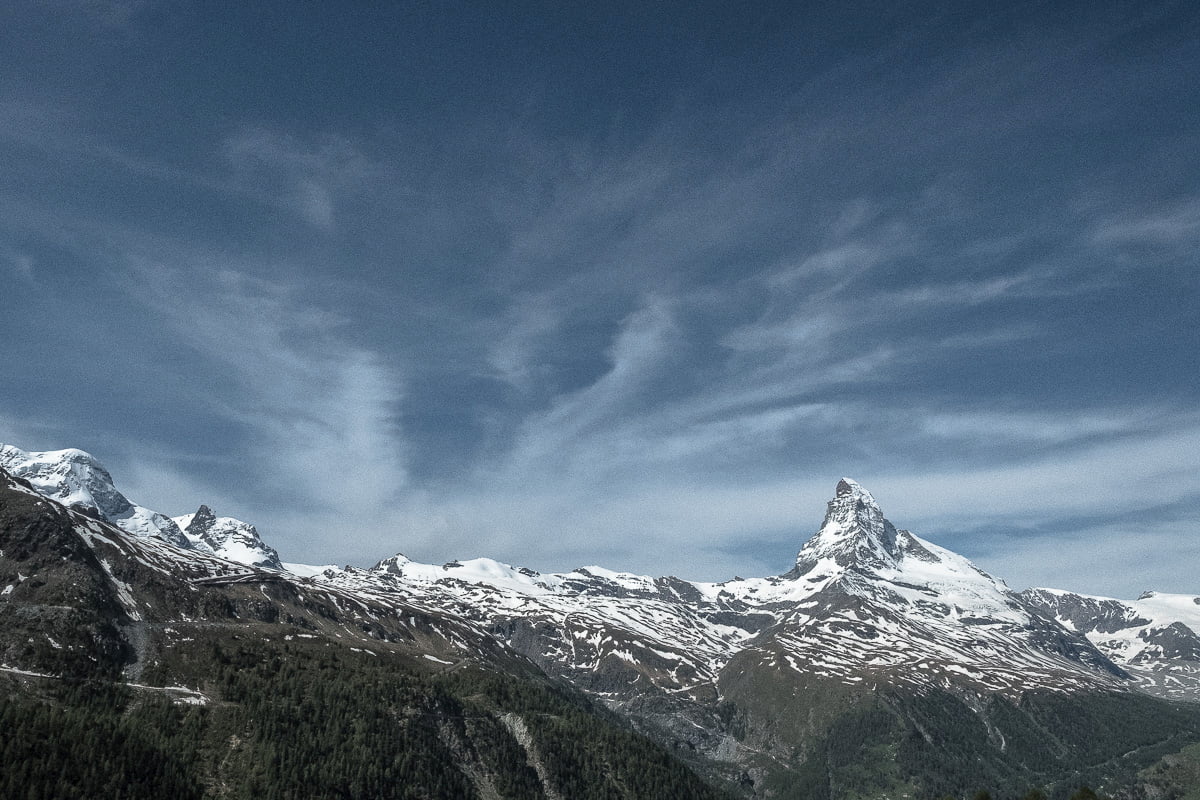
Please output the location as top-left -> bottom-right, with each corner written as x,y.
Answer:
0,443 -> 285,571
0,445 -> 120,510
794,476 -> 902,575
0,443 -> 190,548
835,476 -> 873,502
369,553 -> 571,596
175,504 -> 282,570
790,478 -> 996,586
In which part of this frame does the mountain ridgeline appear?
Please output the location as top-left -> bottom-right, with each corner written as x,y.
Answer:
2,444 -> 1199,800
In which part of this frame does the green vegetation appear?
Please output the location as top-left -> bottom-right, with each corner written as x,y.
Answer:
1138,741 -> 1200,800
753,687 -> 1200,800
0,636 -> 730,800
0,680 -> 201,800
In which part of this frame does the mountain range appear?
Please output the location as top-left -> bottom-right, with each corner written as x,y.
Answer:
2,443 -> 1198,800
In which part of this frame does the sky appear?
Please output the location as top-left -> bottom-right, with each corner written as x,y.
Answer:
1,1 -> 1197,599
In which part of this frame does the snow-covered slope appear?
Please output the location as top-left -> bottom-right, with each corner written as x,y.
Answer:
0,444 -> 190,548
2,443 -> 1193,710
6,448 -> 1200,791
290,478 -> 1127,704
734,478 -> 1126,694
173,505 -> 282,570
6,452 -> 1200,800
0,444 -> 280,571
1023,587 -> 1200,702
0,465 -> 528,684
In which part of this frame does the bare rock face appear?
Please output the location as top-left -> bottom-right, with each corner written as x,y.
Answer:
0,470 -> 133,678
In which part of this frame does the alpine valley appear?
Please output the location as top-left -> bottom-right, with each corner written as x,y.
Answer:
2,443 -> 1199,800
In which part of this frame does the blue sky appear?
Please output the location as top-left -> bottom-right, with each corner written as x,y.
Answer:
1,1 -> 1197,598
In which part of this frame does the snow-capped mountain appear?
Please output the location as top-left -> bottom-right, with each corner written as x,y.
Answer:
172,505 -> 282,570
707,478 -> 1126,696
1023,587 -> 1200,702
0,463 -> 529,683
0,444 -> 279,570
0,448 -> 1162,702
0,444 -> 190,548
3,447 -> 1200,798
259,474 -> 1139,781
303,478 -> 1125,706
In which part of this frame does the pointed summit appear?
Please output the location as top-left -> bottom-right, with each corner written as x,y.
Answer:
183,504 -> 218,539
794,478 -> 900,575
835,477 -> 873,501
179,504 -> 282,570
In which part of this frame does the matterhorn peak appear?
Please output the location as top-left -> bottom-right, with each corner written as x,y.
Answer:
834,477 -> 877,504
794,477 -> 900,575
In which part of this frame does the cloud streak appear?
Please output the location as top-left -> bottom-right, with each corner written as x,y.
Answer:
1,4 -> 1196,601
116,263 -> 409,563
1090,199 -> 1200,254
222,128 -> 379,232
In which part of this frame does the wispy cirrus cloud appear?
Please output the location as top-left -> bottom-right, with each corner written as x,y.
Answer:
389,401 -> 1200,595
2,2 -> 1196,600
117,262 -> 410,563
0,100 -> 388,237
2,247 -> 34,282
0,99 -> 192,185
8,93 -> 1183,595
1090,199 -> 1200,248
973,517 -> 1200,599
63,0 -> 150,29
403,157 -> 1197,586
485,290 -> 571,391
222,127 -> 381,232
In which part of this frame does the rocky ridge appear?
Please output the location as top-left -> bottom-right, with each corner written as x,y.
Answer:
3,444 -> 1199,797
1023,587 -> 1200,703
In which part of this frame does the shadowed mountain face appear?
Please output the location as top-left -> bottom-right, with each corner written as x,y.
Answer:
0,467 -> 729,800
2,448 -> 1200,799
